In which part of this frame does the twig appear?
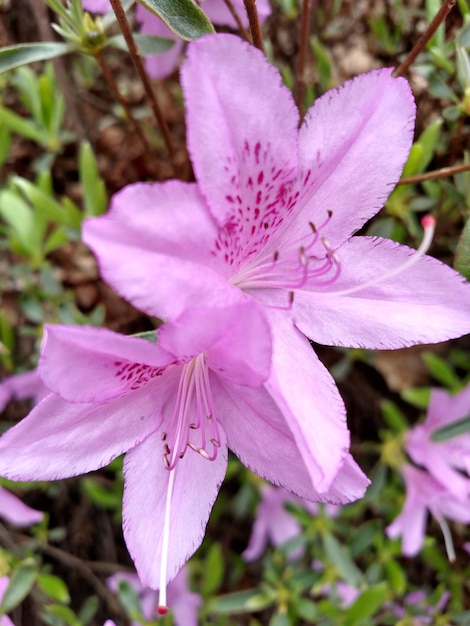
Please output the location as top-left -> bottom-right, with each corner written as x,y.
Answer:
398,162 -> 470,185
95,50 -> 152,153
393,0 -> 456,77
243,0 -> 264,52
37,542 -> 125,616
108,0 -> 176,171
296,0 -> 313,116
223,0 -> 251,42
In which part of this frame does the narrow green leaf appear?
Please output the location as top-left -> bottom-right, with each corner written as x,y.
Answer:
209,589 -> 274,614
0,190 -> 38,255
322,533 -> 363,588
107,33 -> 174,55
37,573 -> 70,604
201,543 -> 224,595
136,0 -> 215,40
0,43 -> 71,74
430,414 -> 470,442
79,141 -> 107,217
455,216 -> 470,280
422,352 -> 461,390
343,584 -> 387,624
0,106 -> 45,144
0,563 -> 37,613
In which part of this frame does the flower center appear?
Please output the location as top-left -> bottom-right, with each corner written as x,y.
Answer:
157,354 -> 220,613
231,210 -> 339,296
161,355 -> 221,470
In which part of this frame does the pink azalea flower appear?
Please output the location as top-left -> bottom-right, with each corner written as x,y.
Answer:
0,577 -> 15,626
0,369 -> 48,413
386,464 -> 470,559
243,484 -> 338,561
0,485 -> 43,527
0,301 -> 364,605
107,567 -> 201,626
406,383 -> 470,500
82,0 -> 271,78
84,34 -> 470,346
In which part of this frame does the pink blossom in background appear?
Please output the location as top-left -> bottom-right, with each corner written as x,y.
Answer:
243,484 -> 338,561
82,0 -> 271,79
0,301 -> 365,595
406,383 -> 470,500
392,589 -> 450,624
107,567 -> 201,625
0,485 -> 43,527
0,369 -> 48,413
0,577 -> 15,626
386,464 -> 470,558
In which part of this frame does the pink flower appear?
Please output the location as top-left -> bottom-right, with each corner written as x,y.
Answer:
0,369 -> 48,413
0,485 -> 43,527
82,0 -> 271,78
0,577 -> 15,626
107,567 -> 201,626
386,464 -> 470,558
0,302 -> 364,603
406,384 -> 470,500
243,484 -> 338,561
84,35 -> 470,352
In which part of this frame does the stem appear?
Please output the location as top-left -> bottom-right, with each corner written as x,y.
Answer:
223,0 -> 251,42
393,0 -> 456,77
398,162 -> 470,185
243,0 -> 264,52
296,0 -> 313,116
108,0 -> 176,169
95,51 -> 152,152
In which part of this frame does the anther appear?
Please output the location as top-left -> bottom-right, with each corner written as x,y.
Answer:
189,423 -> 198,429
309,221 -> 317,234
198,448 -> 210,459
187,442 -> 199,452
273,250 -> 279,262
161,432 -> 167,441
164,444 -> 170,455
211,438 -> 221,447
163,455 -> 170,468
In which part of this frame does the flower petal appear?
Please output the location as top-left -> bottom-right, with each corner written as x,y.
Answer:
122,428 -> 228,588
264,311 -> 350,492
182,34 -> 299,228
0,386 -> 162,481
40,325 -> 173,403
203,0 -> 270,27
135,5 -> 183,79
0,486 -> 43,526
159,301 -> 272,387
83,182 -> 234,319
296,69 -> 415,247
294,236 -> 470,349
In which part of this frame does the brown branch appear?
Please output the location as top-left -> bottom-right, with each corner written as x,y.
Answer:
296,0 -> 313,116
398,162 -> 470,185
108,0 -> 176,171
95,50 -> 152,154
393,0 -> 456,77
243,0 -> 264,52
223,0 -> 251,42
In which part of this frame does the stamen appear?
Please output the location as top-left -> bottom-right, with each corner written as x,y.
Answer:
327,215 -> 436,297
158,467 -> 176,612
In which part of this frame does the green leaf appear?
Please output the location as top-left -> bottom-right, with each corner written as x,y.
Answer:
12,176 -> 82,230
455,216 -> 470,280
0,43 -> 71,74
0,106 -> 45,144
201,543 -> 224,595
0,562 -> 37,613
343,584 -> 387,624
400,387 -> 431,409
40,604 -> 81,626
78,141 -> 107,217
37,573 -> 70,604
136,0 -> 215,40
209,589 -> 274,614
107,33 -> 175,55
0,190 -> 41,256
422,351 -> 461,391
430,414 -> 470,442
322,533 -> 363,588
